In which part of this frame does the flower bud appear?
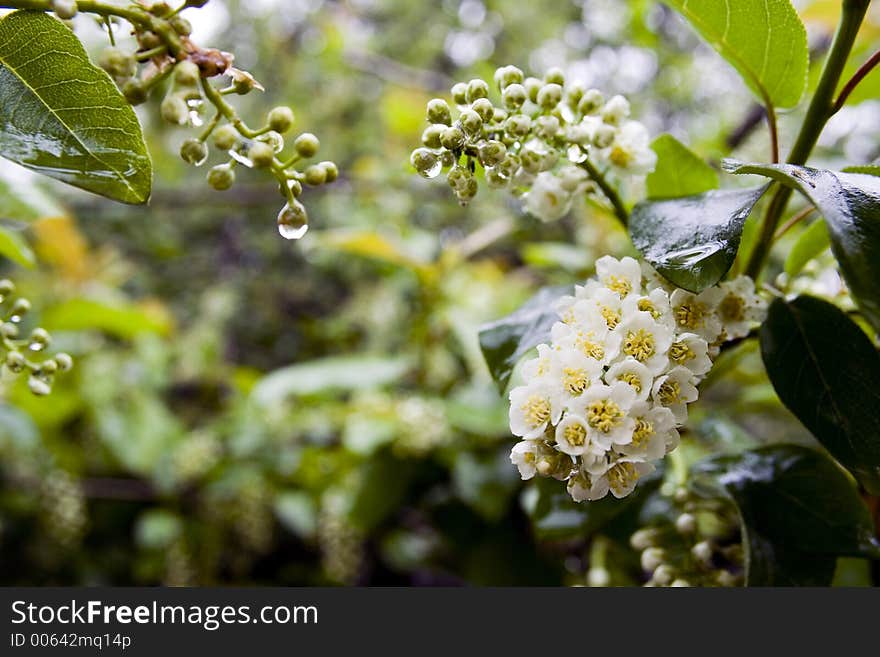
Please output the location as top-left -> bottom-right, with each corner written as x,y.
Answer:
465,78 -> 489,103
640,547 -> 665,572
537,83 -> 563,109
52,0 -> 77,20
248,141 -> 275,168
470,98 -> 494,122
544,67 -> 565,86
320,161 -> 339,183
534,115 -> 560,140
39,359 -> 58,376
455,176 -> 478,205
304,164 -> 326,186
440,126 -> 465,151
258,131 -> 284,153
161,95 -> 189,125
139,31 -> 162,51
411,148 -> 439,175
212,124 -> 239,151
426,99 -> 452,126
28,328 -> 51,350
54,353 -> 74,372
5,351 -> 25,373
629,527 -> 659,551
421,124 -> 444,149
207,164 -> 235,190
494,65 -> 524,90
122,80 -> 148,105
267,106 -> 295,133
446,165 -> 471,191
171,16 -> 192,36
0,323 -> 18,339
566,82 -> 586,107
458,109 -> 482,136
691,540 -> 713,564
180,138 -> 208,166
586,567 -> 610,587
577,89 -> 604,115
675,512 -> 697,535
652,563 -> 675,586
523,77 -> 542,103
0,279 -> 14,297
593,124 -> 617,149
294,133 -> 320,158
450,82 -> 468,106
502,83 -> 526,109
505,114 -> 531,138
98,47 -> 137,80
11,298 -> 31,318
28,375 -> 51,397
478,140 -> 506,167
174,60 -> 201,86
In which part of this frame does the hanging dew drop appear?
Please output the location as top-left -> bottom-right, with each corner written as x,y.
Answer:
28,342 -> 44,352
277,201 -> 309,240
278,222 -> 309,240
419,159 -> 443,179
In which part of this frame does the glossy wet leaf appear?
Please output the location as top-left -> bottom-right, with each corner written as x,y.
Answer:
665,0 -> 809,108
784,218 -> 829,277
0,11 -> 151,204
725,160 -> 880,332
695,445 -> 880,586
760,295 -> 880,493
478,285 -> 571,392
646,134 -> 718,199
0,225 -> 34,267
629,186 -> 767,292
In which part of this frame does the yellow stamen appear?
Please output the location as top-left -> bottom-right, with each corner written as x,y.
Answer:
601,305 -> 621,329
605,275 -> 632,298
618,372 -> 642,393
522,395 -> 551,428
623,328 -> 655,362
632,418 -> 654,446
586,399 -> 624,433
563,367 -> 589,396
637,298 -> 662,320
669,342 -> 695,364
657,380 -> 681,406
607,462 -> 639,494
718,294 -> 745,323
675,300 -> 707,330
576,331 -> 605,361
563,423 -> 587,447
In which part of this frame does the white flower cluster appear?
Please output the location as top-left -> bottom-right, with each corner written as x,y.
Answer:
508,257 -> 766,502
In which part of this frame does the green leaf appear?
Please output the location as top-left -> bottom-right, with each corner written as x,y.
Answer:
695,445 -> 880,586
646,134 -> 718,199
629,186 -> 767,292
251,354 -> 413,406
0,11 -> 151,204
41,297 -> 172,339
664,0 -> 809,109
725,160 -> 880,332
348,450 -> 415,532
0,164 -> 65,222
842,164 -> 880,176
759,295 -> 880,493
784,218 -> 829,277
478,285 -> 571,392
0,225 -> 34,267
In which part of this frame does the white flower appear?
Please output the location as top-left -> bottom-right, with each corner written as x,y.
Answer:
596,255 -> 642,298
670,287 -> 724,342
651,366 -> 698,423
641,261 -> 672,292
613,312 -> 673,375
616,402 -> 676,461
550,347 -> 603,401
509,382 -> 562,439
716,276 -> 766,339
621,288 -> 674,328
667,332 -> 712,377
521,343 -> 555,382
510,440 -> 539,479
552,318 -> 620,367
601,95 -> 631,124
605,358 -> 653,401
568,381 -> 637,449
524,171 -> 571,222
598,121 -> 656,176
591,459 -> 655,499
555,413 -> 594,456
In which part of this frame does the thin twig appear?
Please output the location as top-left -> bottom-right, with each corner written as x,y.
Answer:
833,48 -> 880,113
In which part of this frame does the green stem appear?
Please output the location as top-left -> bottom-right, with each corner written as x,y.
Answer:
580,158 -> 629,228
199,77 -> 259,138
745,0 -> 870,279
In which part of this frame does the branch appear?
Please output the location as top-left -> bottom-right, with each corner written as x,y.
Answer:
833,48 -> 880,113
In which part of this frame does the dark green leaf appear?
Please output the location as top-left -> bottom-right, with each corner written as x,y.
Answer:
695,445 -> 880,586
0,11 -> 151,204
646,134 -> 718,199
630,186 -> 767,292
348,450 -> 415,532
664,0 -> 809,109
725,160 -> 880,332
760,295 -> 880,493
784,218 -> 829,277
842,165 -> 880,176
478,285 -> 571,392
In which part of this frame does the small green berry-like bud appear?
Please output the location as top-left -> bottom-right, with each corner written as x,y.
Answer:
29,328 -> 51,349
28,375 -> 51,397
470,98 -> 494,122
523,77 -> 542,103
304,165 -> 327,186
149,1 -> 173,16
294,133 -> 320,158
180,138 -> 208,166
446,165 -> 471,191
502,83 -> 526,109
421,124 -> 444,149
675,513 -> 697,535
207,164 -> 235,191
566,82 -> 586,107
544,67 -> 565,86
578,88 -> 604,115
410,148 -> 439,176
248,141 -> 275,168
440,126 -> 465,151
478,140 -> 507,167
465,78 -> 489,103
138,31 -> 162,51
0,279 -> 14,297
161,95 -> 189,125
629,527 -> 659,551
174,60 -> 201,86
0,323 -> 17,339
10,298 -> 30,318
98,47 -> 137,80
426,99 -> 452,126
267,106 -> 295,133
171,16 -> 192,36
55,353 -> 74,372
691,541 -> 713,564
458,109 -> 482,136
52,0 -> 78,20
39,359 -> 58,376
212,124 -> 239,151
505,114 -> 531,138
494,65 -> 524,90
320,161 -> 339,183
640,547 -> 665,572
450,83 -> 468,106
537,83 -> 563,109
5,351 -> 25,373
122,80 -> 148,105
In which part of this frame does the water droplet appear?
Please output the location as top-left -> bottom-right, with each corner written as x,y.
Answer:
188,110 -> 204,127
277,201 -> 309,240
278,222 -> 309,240
229,149 -> 253,168
567,144 -> 587,163
418,158 -> 443,179
10,314 -> 22,324
28,342 -> 44,352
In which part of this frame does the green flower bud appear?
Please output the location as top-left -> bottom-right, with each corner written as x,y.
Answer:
478,140 -> 506,167
170,16 -> 192,36
320,161 -> 339,183
39,359 -> 58,376
180,138 -> 208,166
28,375 -> 51,397
439,150 -> 456,168
0,279 -> 14,297
52,0 -> 77,20
455,176 -> 478,205
652,564 -> 675,586
212,124 -> 239,150
465,78 -> 489,103
0,323 -> 17,339
450,82 -> 468,106
304,164 -> 326,186
640,547 -> 665,572
161,95 -> 189,125
421,124 -> 444,149
258,130 -> 284,153
544,67 -> 565,86
174,60 -> 201,86
534,115 -> 560,140
492,107 -> 508,123
148,1 -> 173,17
248,141 -> 275,168
537,83 -> 563,109
523,77 -> 542,103
28,328 -> 51,350
5,351 -> 25,373
440,126 -> 465,151
485,166 -> 510,189
98,47 -> 137,80
122,80 -> 148,105
267,106 -> 295,133
138,31 -> 162,51
447,165 -> 471,191
458,109 -> 482,136
411,148 -> 440,178
502,83 -> 526,109
279,179 -> 303,199
54,353 -> 74,372
426,98 -> 452,126
277,201 -> 308,240
207,164 -> 235,190
184,0 -> 210,7
675,513 -> 697,535
497,154 -> 519,178
469,98 -> 494,122
566,82 -> 586,108
294,133 -> 320,158
505,114 -> 531,138
10,298 -> 30,318
494,65 -> 524,90
577,88 -> 604,115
